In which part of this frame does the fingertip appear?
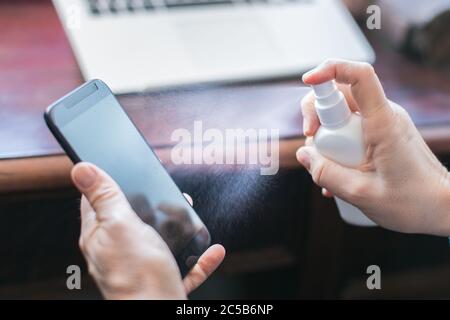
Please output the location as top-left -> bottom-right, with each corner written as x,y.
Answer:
296,147 -> 311,170
302,66 -> 332,85
303,122 -> 319,137
302,65 -> 322,84
301,91 -> 320,136
72,161 -> 94,171
210,244 -> 226,260
301,72 -> 310,84
71,162 -> 98,191
302,70 -> 315,85
199,244 -> 226,277
203,244 -> 226,266
302,118 -> 310,136
322,188 -> 333,198
183,193 -> 193,206
183,244 -> 226,293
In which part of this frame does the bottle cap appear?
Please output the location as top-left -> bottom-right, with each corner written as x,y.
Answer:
311,80 -> 351,128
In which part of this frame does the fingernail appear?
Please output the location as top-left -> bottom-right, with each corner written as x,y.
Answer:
296,148 -> 311,170
73,164 -> 98,190
303,118 -> 310,135
302,68 -> 316,81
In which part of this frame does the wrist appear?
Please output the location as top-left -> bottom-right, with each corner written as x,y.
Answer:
107,290 -> 187,300
98,266 -> 187,300
101,281 -> 187,300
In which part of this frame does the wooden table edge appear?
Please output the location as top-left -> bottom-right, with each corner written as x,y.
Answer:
1,125 -> 449,195
0,138 -> 305,194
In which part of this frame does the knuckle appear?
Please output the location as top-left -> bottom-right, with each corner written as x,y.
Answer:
87,263 -> 96,276
391,103 -> 415,135
79,236 -> 95,259
78,237 -> 85,252
105,273 -> 130,292
107,214 -> 129,232
358,62 -> 375,77
99,246 -> 115,262
322,58 -> 337,67
393,103 -> 411,121
90,184 -> 120,207
346,180 -> 371,203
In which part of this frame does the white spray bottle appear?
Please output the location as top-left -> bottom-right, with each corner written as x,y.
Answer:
311,80 -> 376,227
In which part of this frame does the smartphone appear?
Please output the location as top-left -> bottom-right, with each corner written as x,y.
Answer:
44,79 -> 210,276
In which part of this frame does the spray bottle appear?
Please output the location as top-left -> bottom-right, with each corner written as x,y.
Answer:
311,80 -> 376,227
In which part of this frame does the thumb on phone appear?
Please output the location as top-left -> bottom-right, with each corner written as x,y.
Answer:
71,162 -> 136,224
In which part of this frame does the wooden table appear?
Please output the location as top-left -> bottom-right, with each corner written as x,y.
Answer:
1,0 -> 450,194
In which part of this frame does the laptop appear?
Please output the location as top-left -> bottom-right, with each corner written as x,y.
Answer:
53,0 -> 375,94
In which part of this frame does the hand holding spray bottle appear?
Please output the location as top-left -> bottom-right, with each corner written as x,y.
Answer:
310,80 -> 376,227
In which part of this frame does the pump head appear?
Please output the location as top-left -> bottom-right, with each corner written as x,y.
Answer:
311,80 -> 351,128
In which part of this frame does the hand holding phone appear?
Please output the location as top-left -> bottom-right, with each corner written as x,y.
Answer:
45,79 -> 220,277
70,162 -> 224,299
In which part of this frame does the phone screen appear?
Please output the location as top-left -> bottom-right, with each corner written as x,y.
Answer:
50,83 -> 210,274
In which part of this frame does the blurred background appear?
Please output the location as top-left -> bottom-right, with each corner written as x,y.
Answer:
0,0 -> 449,299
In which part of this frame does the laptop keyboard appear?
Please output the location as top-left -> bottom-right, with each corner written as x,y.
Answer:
87,0 -> 310,14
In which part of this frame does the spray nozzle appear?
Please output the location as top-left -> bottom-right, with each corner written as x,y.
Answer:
311,80 -> 337,98
310,80 -> 351,128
